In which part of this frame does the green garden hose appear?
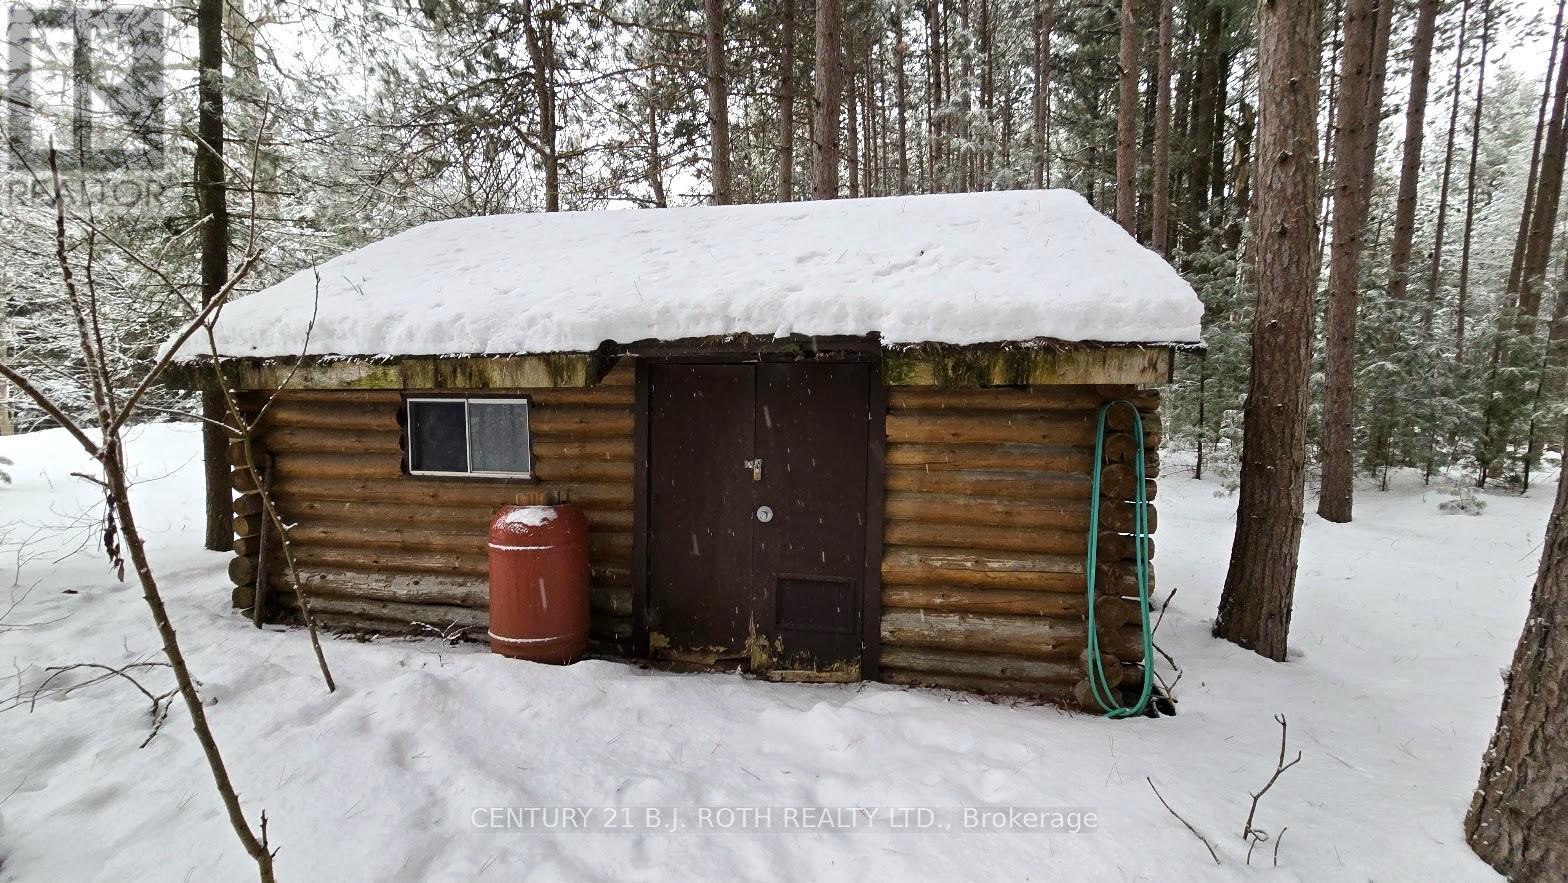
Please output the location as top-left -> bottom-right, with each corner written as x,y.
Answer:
1084,400 -> 1156,718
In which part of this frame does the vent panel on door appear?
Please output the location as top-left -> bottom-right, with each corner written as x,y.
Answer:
774,574 -> 858,634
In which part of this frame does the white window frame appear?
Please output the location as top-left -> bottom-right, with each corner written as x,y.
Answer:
406,396 -> 532,479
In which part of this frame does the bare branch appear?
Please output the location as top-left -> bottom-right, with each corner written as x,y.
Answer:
0,363 -> 101,456
1147,777 -> 1221,865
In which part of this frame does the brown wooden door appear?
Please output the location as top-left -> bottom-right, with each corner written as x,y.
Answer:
753,363 -> 869,672
645,361 -> 869,673
646,364 -> 757,663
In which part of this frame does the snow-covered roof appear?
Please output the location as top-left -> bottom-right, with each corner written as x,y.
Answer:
184,190 -> 1203,361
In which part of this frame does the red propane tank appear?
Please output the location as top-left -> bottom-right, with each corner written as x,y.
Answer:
487,503 -> 590,663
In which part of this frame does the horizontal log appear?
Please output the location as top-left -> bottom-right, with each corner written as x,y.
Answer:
274,593 -> 486,631
278,523 -> 633,563
1098,500 -> 1158,534
887,412 -> 1161,447
883,345 -> 1171,387
531,438 -> 634,460
876,669 -> 1078,704
285,546 -> 486,578
223,353 -> 605,392
884,522 -> 1150,559
268,568 -> 633,617
1106,405 -> 1162,434
1100,433 -> 1161,467
530,458 -> 634,482
269,476 -> 633,509
888,386 -> 1159,413
529,408 -> 633,438
274,546 -> 631,587
258,426 -> 403,455
884,493 -> 1154,539
286,610 -> 636,645
882,587 -> 1135,626
885,491 -> 1089,531
239,389 -> 401,406
258,499 -> 634,535
232,467 -> 258,493
234,492 -> 263,517
271,587 -> 634,643
880,547 -> 1149,589
882,545 -> 1079,575
527,388 -> 635,407
1097,464 -> 1159,501
879,647 -> 1089,685
1072,676 -> 1151,714
229,554 -> 257,586
880,608 -> 1143,661
257,400 -> 399,432
886,467 -> 1093,501
886,442 -> 1092,474
273,451 -> 403,481
250,435 -> 635,473
239,382 -> 633,411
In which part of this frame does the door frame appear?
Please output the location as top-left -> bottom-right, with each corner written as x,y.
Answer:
630,342 -> 886,679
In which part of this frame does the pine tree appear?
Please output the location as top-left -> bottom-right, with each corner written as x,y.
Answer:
1214,0 -> 1321,661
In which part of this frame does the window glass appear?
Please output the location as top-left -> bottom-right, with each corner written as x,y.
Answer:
408,400 -> 468,473
467,400 -> 531,475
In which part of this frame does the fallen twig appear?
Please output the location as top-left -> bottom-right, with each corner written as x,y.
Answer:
1147,777 -> 1221,865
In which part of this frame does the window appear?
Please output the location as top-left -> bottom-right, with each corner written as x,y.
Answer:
406,397 -> 532,478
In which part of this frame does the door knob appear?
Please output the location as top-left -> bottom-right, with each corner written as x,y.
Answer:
755,505 -> 774,523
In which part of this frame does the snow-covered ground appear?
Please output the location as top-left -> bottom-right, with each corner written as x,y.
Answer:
0,424 -> 1539,880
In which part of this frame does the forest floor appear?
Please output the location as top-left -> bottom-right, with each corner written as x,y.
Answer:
0,423 -> 1543,881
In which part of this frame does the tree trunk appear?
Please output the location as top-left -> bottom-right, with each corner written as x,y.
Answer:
1185,5 -> 1223,249
1319,0 -> 1344,259
1465,416 -> 1568,878
0,300 -> 12,435
1507,0 -> 1567,297
847,67 -> 861,198
198,0 -> 233,553
647,99 -> 668,208
779,0 -> 796,201
1032,0 -> 1053,188
926,0 -> 942,191
1317,0 -> 1392,525
1115,0 -> 1140,234
520,1 -> 560,212
1151,0 -> 1172,254
1226,99 -> 1255,251
1386,0 -> 1440,301
705,0 -> 732,204
1455,0 -> 1489,361
813,0 -> 843,199
1517,20 -> 1568,325
895,13 -> 909,194
1425,0 -> 1471,335
1214,0 -> 1321,662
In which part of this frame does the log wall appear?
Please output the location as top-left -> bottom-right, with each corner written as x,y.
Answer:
227,362 -> 636,652
876,384 -> 1160,708
224,362 -> 1163,708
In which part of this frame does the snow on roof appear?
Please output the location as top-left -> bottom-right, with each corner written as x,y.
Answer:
183,190 -> 1203,361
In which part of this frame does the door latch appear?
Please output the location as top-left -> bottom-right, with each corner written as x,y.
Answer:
743,458 -> 763,481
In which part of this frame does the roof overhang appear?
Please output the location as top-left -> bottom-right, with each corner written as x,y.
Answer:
166,336 -> 1177,391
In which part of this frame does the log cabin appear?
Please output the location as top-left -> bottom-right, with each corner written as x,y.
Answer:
171,190 -> 1203,710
